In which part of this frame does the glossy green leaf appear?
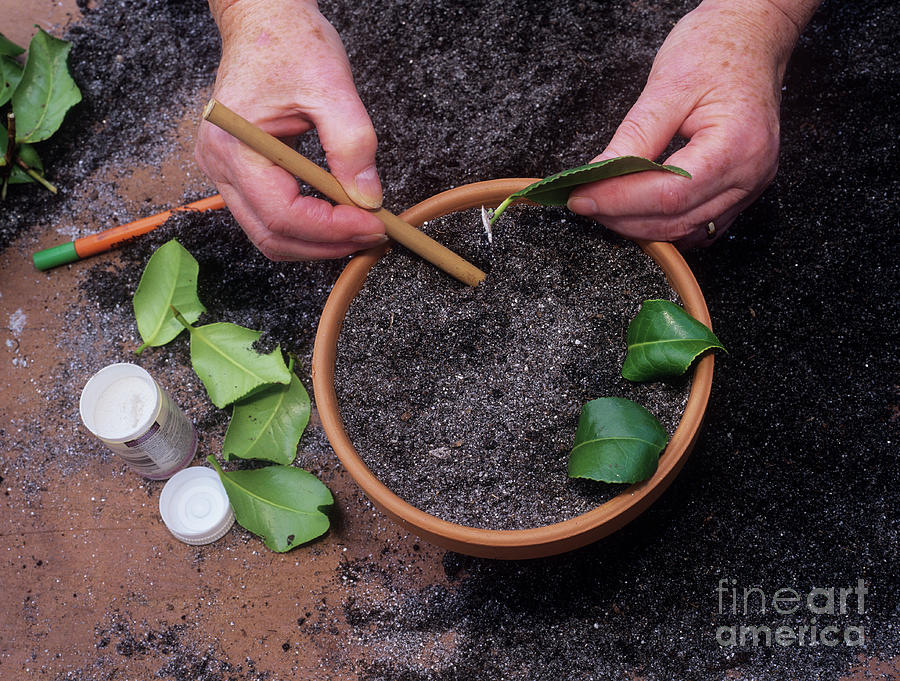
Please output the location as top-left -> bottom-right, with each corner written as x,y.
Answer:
185,321 -> 291,408
207,455 -> 332,552
0,55 -> 23,107
0,122 -> 43,184
568,397 -> 668,484
489,156 -> 691,225
223,361 -> 311,465
0,33 -> 25,57
12,28 -> 81,144
133,239 -> 206,353
622,299 -> 725,382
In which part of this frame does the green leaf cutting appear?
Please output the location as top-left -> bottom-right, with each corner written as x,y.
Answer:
0,33 -> 25,58
12,27 -> 82,144
179,318 -> 291,409
207,455 -> 333,552
223,359 -> 311,465
488,156 -> 691,225
568,397 -> 668,484
133,239 -> 206,353
622,299 -> 725,382
0,55 -> 23,108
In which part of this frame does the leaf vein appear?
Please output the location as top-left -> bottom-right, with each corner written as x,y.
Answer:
194,330 -> 276,383
572,435 -> 663,453
225,477 -> 321,515
627,338 -> 718,349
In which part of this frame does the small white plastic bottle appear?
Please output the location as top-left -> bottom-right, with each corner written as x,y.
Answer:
79,363 -> 197,479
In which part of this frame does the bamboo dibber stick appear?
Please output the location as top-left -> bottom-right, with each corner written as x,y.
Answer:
202,99 -> 485,287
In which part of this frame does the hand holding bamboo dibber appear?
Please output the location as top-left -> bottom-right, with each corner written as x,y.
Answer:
202,100 -> 486,287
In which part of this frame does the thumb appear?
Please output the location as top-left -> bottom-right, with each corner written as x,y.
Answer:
314,97 -> 383,210
592,79 -> 689,164
568,84 -> 687,215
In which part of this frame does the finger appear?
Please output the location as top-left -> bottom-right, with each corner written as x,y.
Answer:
666,126 -> 774,247
217,181 -> 386,261
208,131 -> 386,244
256,233 -> 385,261
592,185 -> 750,242
197,110 -> 386,255
568,168 -> 703,224
569,124 -> 736,223
568,86 -> 696,218
313,96 -> 383,210
675,203 -> 743,249
593,82 -> 688,162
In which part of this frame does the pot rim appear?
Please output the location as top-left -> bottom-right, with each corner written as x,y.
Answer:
312,178 -> 714,559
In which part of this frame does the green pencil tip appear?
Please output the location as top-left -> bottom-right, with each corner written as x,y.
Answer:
32,242 -> 79,270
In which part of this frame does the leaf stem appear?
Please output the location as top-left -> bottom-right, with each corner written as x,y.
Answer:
207,454 -> 224,475
1,113 -> 57,194
16,158 -> 57,193
170,305 -> 195,332
488,197 -> 514,227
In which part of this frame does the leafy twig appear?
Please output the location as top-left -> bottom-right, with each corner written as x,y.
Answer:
15,156 -> 56,193
0,29 -> 81,198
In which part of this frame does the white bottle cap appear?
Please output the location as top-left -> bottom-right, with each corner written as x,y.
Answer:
159,467 -> 234,545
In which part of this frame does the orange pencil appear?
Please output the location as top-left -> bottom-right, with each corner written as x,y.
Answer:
32,194 -> 226,270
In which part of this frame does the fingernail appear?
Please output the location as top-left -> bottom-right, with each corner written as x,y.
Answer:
351,233 -> 389,245
567,196 -> 598,215
352,166 -> 383,209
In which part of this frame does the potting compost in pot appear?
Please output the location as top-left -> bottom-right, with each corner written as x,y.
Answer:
334,206 -> 692,530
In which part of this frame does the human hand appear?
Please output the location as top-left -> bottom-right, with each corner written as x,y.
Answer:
195,0 -> 386,260
567,0 -> 817,247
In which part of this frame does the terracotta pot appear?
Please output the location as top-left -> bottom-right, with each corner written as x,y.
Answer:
312,179 -> 714,560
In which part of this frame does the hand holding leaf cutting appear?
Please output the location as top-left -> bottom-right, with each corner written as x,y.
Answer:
486,156 -> 690,228
566,1 -> 809,246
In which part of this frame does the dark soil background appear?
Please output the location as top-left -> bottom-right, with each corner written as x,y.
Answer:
2,0 -> 898,680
